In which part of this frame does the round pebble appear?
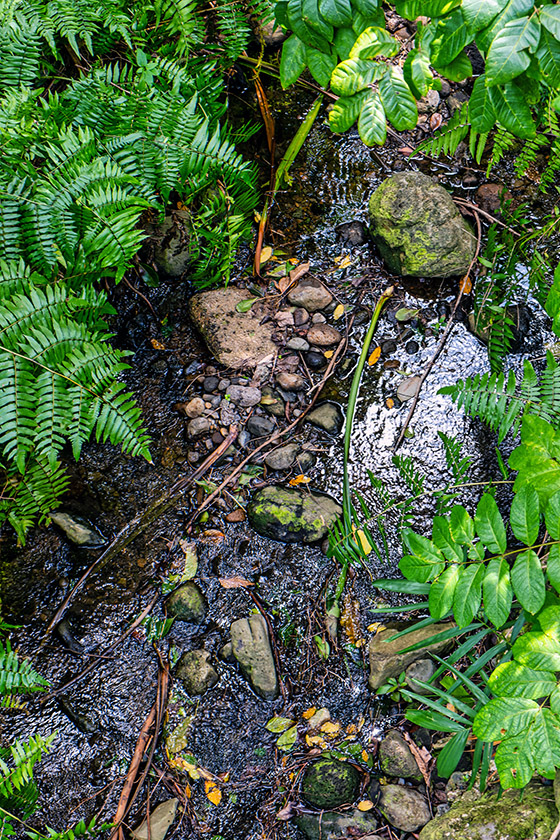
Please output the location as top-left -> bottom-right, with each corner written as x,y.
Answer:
286,337 -> 310,352
307,324 -> 341,347
304,350 -> 327,370
381,340 -> 397,355
184,397 -> 205,419
405,340 -> 419,354
247,415 -> 275,437
225,384 -> 262,407
276,372 -> 306,392
203,376 -> 219,392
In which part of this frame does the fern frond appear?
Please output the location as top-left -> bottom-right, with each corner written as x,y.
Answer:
416,103 -> 470,158
486,126 -> 516,176
0,640 -> 48,695
0,734 -> 55,808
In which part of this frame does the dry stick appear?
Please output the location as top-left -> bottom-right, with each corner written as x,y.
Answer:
393,209 -> 482,452
453,197 -> 520,235
38,428 -> 238,653
112,705 -> 157,840
550,818 -> 560,840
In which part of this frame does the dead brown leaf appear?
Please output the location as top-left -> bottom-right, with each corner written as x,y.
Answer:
289,262 -> 310,284
219,576 -> 254,589
403,731 -> 433,787
199,529 -> 225,544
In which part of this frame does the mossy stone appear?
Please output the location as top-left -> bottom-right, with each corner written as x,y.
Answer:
379,730 -> 422,780
247,485 -> 342,544
301,758 -> 360,809
175,650 -> 219,695
166,582 -> 207,623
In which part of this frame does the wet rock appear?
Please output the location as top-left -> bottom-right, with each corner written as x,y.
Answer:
476,182 -> 513,215
419,783 -> 558,840
260,387 -> 285,417
381,339 -> 397,355
203,376 -> 219,392
336,220 -> 368,246
405,658 -> 437,694
50,512 -> 107,548
311,312 -> 327,324
166,582 -> 207,623
307,323 -> 341,347
369,621 -> 453,691
275,371 -> 306,391
296,450 -> 316,472
405,340 -> 420,354
294,307 -> 310,326
187,416 -> 212,438
149,210 -> 191,277
219,400 -> 239,426
306,402 -> 344,434
447,91 -> 469,114
56,619 -> 85,654
467,303 -> 532,353
58,696 -> 97,734
301,757 -> 360,809
296,808 -> 378,840
369,171 -> 477,278
288,278 -> 333,312
440,79 -> 451,97
225,508 -> 246,523
247,415 -> 275,437
265,444 -> 299,471
226,384 -> 261,407
183,397 -> 205,418
303,350 -> 327,371
247,485 -> 342,544
286,336 -> 310,351
255,19 -> 287,45
230,614 -> 278,700
132,799 -> 179,840
307,707 -> 331,728
379,785 -> 431,832
188,287 -> 276,369
397,375 -> 422,403
176,650 -> 219,695
417,89 -> 440,113
379,730 -> 422,780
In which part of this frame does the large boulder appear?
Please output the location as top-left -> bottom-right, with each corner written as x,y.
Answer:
419,783 -> 558,840
369,621 -> 453,691
369,171 -> 477,278
247,485 -> 342,544
188,287 -> 277,369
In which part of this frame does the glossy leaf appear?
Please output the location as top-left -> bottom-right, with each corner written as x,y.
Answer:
378,66 -> 417,131
328,90 -> 368,132
547,543 -> 560,594
302,0 -> 333,39
319,0 -> 352,27
400,553 -> 445,583
429,564 -> 460,620
330,58 -> 385,95
403,48 -> 433,98
513,621 -> 560,673
489,661 -> 556,699
510,485 -> 540,546
476,0 -> 534,54
357,90 -> 386,146
488,81 -> 536,139
406,708 -> 467,733
468,74 -> 496,131
435,50 -> 473,81
473,696 -> 539,741
485,16 -> 541,86
545,491 -> 560,540
287,0 -> 331,51
449,505 -> 475,544
538,30 -> 560,87
432,516 -> 463,563
334,27 -> 356,60
280,35 -> 308,88
494,734 -> 535,789
306,47 -> 337,86
453,563 -> 485,626
511,549 -> 545,614
461,0 -> 507,32
531,708 -> 560,778
349,26 -> 398,59
352,0 -> 380,15
541,5 -> 560,41
395,0 -> 461,19
431,9 -> 473,67
483,556 -> 512,628
475,493 -> 506,553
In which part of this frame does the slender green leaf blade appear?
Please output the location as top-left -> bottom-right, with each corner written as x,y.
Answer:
437,728 -> 470,778
468,74 -> 497,131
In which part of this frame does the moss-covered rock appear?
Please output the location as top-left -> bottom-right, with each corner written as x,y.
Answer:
418,783 -> 558,840
369,171 -> 476,278
301,758 -> 360,809
379,730 -> 422,780
296,808 -> 377,839
166,582 -> 207,623
247,485 -> 342,544
175,650 -> 219,695
379,785 -> 431,832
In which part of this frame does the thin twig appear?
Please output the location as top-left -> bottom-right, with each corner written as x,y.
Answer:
454,197 -> 520,235
393,208 -> 482,451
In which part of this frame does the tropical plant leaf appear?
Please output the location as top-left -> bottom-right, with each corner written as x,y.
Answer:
378,66 -> 417,131
483,557 -> 512,628
357,90 -> 386,145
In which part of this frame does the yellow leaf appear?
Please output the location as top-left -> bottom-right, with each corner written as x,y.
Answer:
185,782 -> 192,798
205,781 -> 222,806
356,529 -> 372,556
333,304 -> 345,321
324,350 -> 334,359
302,707 -> 317,720
368,346 -> 381,366
334,255 -> 353,269
266,716 -> 295,733
151,339 -> 166,350
254,211 -> 262,223
357,799 -> 374,812
260,245 -> 273,265
460,274 -> 473,294
320,721 -> 341,736
289,474 -> 311,486
361,749 -> 370,763
346,724 -> 357,735
305,734 -> 328,748
386,398 -> 395,409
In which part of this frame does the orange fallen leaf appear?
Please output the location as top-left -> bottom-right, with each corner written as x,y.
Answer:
386,398 -> 395,409
430,113 -> 443,131
368,346 -> 381,366
219,576 -> 254,589
199,529 -> 225,544
151,339 -> 166,350
205,780 -> 222,806
333,304 -> 345,321
357,799 -> 374,812
289,474 -> 311,486
185,782 -> 192,798
324,350 -> 334,359
460,274 -> 473,294
320,721 -> 341,736
361,749 -> 370,762
302,707 -> 317,720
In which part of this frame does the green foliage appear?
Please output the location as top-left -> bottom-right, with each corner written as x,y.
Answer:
276,0 -> 560,146
0,639 -> 48,702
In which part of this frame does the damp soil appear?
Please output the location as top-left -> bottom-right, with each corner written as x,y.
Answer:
2,71 -> 560,840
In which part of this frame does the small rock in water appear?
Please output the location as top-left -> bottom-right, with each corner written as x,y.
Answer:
286,336 -> 309,351
369,621 -> 453,691
275,372 -> 306,392
336,220 -> 368,246
226,384 -> 262,407
379,730 -> 422,780
381,339 -> 397,355
265,443 -> 299,471
183,397 -> 205,418
301,758 -> 360,809
50,512 -> 107,548
176,650 -> 219,695
230,614 -> 278,700
260,387 -> 285,417
132,799 -> 179,840
296,809 -> 377,840
296,450 -> 316,472
247,485 -> 341,544
307,324 -> 341,347
203,375 -> 219,392
225,508 -> 246,523
405,340 -> 420,354
405,657 -> 436,694
306,402 -> 344,434
247,415 -> 275,437
303,350 -> 328,371
379,785 -> 431,832
397,375 -> 422,403
187,416 -> 212,438
166,582 -> 207,624
288,278 -> 333,312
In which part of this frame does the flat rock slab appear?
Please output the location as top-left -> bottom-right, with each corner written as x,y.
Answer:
369,621 -> 453,691
247,485 -> 342,544
369,171 -> 477,278
188,287 -> 277,369
419,783 -> 558,840
230,614 -> 278,700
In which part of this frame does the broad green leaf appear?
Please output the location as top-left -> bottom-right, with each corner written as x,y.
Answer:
378,66 -> 417,131
494,734 -> 535,789
404,530 -> 446,564
352,9 -> 384,34
429,564 -> 460,620
351,0 -> 380,15
473,696 -> 539,741
287,0 -> 331,51
432,516 -> 463,563
483,556 -> 512,628
546,491 -> 560,540
357,90 -> 386,146
541,5 -> 560,41
510,485 -> 540,546
513,626 -> 560,673
531,707 -> 560,778
328,90 -> 368,132
449,506 -> 474,544
349,26 -> 399,59
453,563 -> 484,626
435,51 -> 473,81
265,716 -> 296,733
489,661 -> 556,699
431,9 -> 473,67
548,543 -> 560,594
469,75 -> 497,131
400,553 -> 444,583
485,16 -> 541,86
276,724 -> 298,750
461,0 -> 508,32
371,578 -> 431,594
475,0 -> 534,54
306,47 -> 337,86
510,417 -> 560,503
475,493 -> 506,553
334,27 -> 356,60
488,81 -> 536,139
550,685 -> 560,716
403,48 -> 433,98
319,0 -> 352,27
302,0 -> 333,39
280,36 -> 308,88
395,0 -> 461,19
511,549 -> 545,614
436,728 -> 470,778
330,58 -> 385,96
